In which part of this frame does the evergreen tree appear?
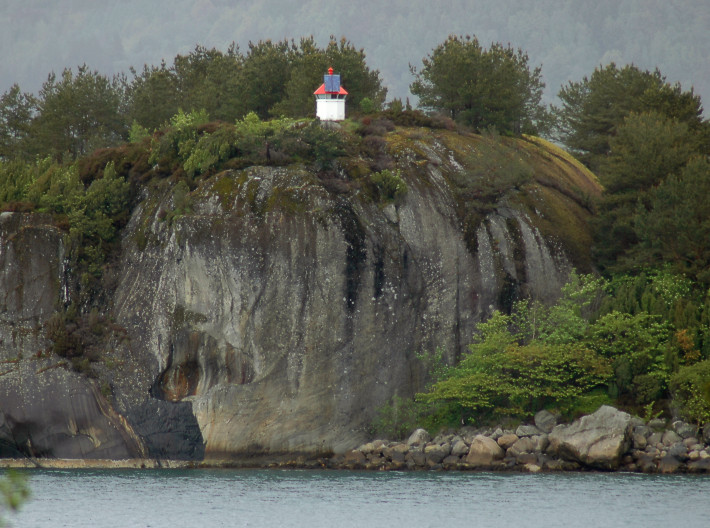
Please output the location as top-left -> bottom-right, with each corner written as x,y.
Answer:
410,35 -> 547,134
592,110 -> 706,272
33,66 -> 126,159
172,44 -> 243,122
126,62 -> 180,130
0,84 -> 36,159
634,157 -> 710,283
235,39 -> 294,119
555,63 -> 706,172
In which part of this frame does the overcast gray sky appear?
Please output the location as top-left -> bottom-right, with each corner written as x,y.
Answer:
2,0 -> 708,110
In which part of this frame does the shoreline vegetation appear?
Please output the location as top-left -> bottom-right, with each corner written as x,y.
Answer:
3,406 -> 709,475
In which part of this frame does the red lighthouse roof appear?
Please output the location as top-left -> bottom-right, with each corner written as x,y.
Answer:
313,84 -> 348,95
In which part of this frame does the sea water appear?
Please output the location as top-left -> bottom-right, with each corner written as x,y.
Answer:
10,469 -> 710,528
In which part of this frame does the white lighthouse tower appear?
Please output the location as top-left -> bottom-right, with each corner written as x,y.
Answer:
314,67 -> 348,121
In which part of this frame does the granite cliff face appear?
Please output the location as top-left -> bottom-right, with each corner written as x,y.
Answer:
0,127 -> 600,461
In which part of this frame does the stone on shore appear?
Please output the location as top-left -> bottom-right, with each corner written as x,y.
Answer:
466,435 -> 504,467
534,410 -> 558,434
516,424 -> 542,437
497,433 -> 519,450
659,455 -> 682,474
424,443 -> 451,464
407,429 -> 431,448
672,421 -> 697,439
342,449 -> 367,467
451,438 -> 469,457
547,405 -> 632,470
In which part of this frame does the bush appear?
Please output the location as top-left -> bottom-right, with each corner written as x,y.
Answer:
417,305 -> 613,421
148,108 -> 210,167
359,97 -> 375,114
369,169 -> 407,202
670,359 -> 710,424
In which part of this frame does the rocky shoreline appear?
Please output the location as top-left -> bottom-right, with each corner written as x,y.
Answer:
331,406 -> 710,474
3,406 -> 710,474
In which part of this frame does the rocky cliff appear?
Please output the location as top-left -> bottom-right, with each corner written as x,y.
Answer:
0,125 -> 601,461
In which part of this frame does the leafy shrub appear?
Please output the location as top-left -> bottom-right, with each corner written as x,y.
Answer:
670,359 -> 710,424
369,169 -> 407,202
359,97 -> 375,114
129,120 -> 151,143
183,125 -> 238,176
418,332 -> 612,420
298,121 -> 346,167
148,108 -> 210,167
587,311 -> 672,403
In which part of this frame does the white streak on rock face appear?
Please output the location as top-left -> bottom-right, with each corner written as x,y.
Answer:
513,211 -> 565,304
486,214 -> 516,280
475,222 -> 497,306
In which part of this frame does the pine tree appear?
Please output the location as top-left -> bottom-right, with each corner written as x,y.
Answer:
555,63 -> 706,172
410,35 -> 547,134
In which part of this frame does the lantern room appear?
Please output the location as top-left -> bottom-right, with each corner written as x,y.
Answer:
314,67 -> 348,121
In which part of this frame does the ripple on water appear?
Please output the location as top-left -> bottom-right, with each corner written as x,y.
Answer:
11,469 -> 710,528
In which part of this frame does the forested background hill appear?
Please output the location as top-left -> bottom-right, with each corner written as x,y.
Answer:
2,0 -> 709,107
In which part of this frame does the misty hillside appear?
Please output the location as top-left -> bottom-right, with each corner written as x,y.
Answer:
2,0 -> 709,107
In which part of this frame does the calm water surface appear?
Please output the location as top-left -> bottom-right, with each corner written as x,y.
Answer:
10,468 -> 710,527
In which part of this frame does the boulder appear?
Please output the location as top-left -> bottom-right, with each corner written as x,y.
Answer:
703,423 -> 710,445
647,418 -> 667,431
647,432 -> 663,447
534,410 -> 558,434
632,432 -> 648,450
516,424 -> 542,437
451,438 -> 470,457
633,425 -> 652,438
667,443 -> 689,461
688,458 -> 710,473
508,437 -> 538,457
658,455 -> 682,474
662,430 -> 682,447
497,433 -> 519,450
442,455 -> 461,468
516,453 -> 538,465
466,434 -> 504,467
672,421 -> 697,440
383,444 -> 407,463
406,449 -> 426,467
547,405 -> 632,470
424,443 -> 451,464
407,429 -> 431,448
682,437 -> 699,448
358,440 -> 387,455
635,453 -> 658,473
342,449 -> 367,467
0,361 -> 146,460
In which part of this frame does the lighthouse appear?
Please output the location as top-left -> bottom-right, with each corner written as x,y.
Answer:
314,67 -> 348,121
